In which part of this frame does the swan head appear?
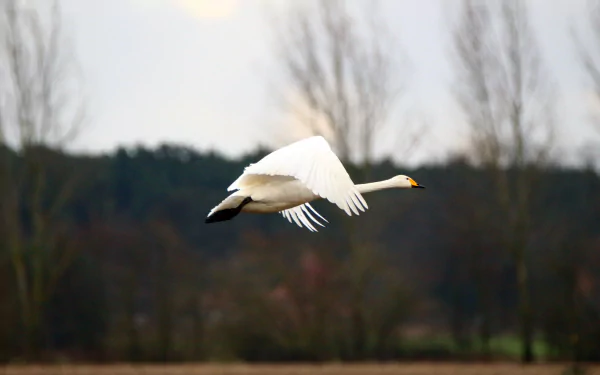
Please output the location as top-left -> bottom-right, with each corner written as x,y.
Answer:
392,175 -> 425,189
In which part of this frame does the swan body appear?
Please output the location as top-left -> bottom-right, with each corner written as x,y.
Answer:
205,136 -> 424,231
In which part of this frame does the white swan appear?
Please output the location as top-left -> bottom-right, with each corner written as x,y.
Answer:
205,136 -> 425,231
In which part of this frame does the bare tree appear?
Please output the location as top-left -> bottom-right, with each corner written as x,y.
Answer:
268,0 -> 414,173
0,0 -> 86,359
577,1 -> 600,117
267,0 -> 422,359
451,0 -> 556,363
574,0 -> 600,168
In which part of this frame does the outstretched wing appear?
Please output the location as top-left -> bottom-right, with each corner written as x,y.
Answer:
228,136 -> 368,216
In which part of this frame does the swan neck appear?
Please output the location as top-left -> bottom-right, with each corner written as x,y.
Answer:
355,179 -> 396,194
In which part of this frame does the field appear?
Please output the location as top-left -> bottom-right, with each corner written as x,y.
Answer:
2,363 -> 600,375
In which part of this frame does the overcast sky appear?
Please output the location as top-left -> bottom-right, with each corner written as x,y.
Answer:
59,0 -> 598,166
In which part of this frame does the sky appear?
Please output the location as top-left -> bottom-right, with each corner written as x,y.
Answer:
57,0 -> 599,166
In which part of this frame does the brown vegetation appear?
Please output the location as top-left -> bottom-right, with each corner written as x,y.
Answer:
3,363 -> 600,375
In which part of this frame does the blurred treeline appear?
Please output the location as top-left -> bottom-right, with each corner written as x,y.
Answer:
0,144 -> 598,363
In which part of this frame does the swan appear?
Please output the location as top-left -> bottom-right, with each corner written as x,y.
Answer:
205,136 -> 425,231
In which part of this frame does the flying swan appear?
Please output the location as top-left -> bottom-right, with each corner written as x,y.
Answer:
205,136 -> 425,231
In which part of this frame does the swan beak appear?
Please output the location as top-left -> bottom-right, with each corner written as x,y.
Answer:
409,178 -> 425,189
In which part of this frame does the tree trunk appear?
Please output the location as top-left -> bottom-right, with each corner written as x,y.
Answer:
22,312 -> 43,361
515,246 -> 534,363
479,317 -> 491,357
190,295 -> 204,360
350,303 -> 366,359
156,243 -> 172,362
125,272 -> 142,361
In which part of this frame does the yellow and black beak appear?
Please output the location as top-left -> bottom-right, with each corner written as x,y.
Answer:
409,178 -> 425,189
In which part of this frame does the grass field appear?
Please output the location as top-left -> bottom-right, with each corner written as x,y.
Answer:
2,363 -> 599,375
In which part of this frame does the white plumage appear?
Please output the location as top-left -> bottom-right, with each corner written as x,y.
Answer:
205,136 -> 425,231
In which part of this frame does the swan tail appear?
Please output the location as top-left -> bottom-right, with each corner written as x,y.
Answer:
205,196 -> 252,224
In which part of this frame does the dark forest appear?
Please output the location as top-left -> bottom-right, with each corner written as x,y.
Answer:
1,144 -> 598,363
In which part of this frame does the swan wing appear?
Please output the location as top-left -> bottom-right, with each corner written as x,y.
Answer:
228,136 -> 368,216
280,203 -> 329,232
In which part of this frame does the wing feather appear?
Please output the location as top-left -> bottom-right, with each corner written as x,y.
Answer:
280,203 -> 327,232
228,136 -> 368,216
